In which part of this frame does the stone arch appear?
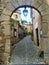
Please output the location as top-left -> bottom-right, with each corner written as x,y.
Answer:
0,0 -> 49,64
10,5 -> 42,17
10,5 -> 42,48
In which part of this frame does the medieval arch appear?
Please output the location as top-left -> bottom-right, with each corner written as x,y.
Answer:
0,0 -> 49,64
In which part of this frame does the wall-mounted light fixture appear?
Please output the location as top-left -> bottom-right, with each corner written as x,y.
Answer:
23,7 -> 28,16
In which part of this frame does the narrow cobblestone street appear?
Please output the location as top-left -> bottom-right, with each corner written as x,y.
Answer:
10,35 -> 45,65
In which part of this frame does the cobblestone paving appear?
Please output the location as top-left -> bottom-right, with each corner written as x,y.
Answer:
10,35 -> 45,65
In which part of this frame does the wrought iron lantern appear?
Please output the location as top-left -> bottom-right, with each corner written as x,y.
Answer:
23,7 -> 28,16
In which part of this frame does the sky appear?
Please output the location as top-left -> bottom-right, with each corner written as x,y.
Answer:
19,7 -> 32,24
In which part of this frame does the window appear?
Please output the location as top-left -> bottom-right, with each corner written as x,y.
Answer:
16,15 -> 18,18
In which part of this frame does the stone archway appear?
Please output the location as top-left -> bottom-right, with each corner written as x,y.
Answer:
0,0 -> 49,64
10,5 -> 42,49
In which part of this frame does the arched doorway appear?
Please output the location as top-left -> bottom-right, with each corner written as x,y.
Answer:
10,5 -> 43,64
10,5 -> 42,47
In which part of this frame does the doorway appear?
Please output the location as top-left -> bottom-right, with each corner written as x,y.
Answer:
36,28 -> 39,46
10,5 -> 42,64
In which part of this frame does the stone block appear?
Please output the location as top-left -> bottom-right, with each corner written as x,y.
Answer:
0,14 -> 10,21
5,39 -> 11,53
34,0 -> 42,8
42,38 -> 48,51
2,53 -> 10,64
42,15 -> 49,21
38,3 -> 46,12
5,2 -> 15,12
1,21 -> 11,36
2,8 -> 12,16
